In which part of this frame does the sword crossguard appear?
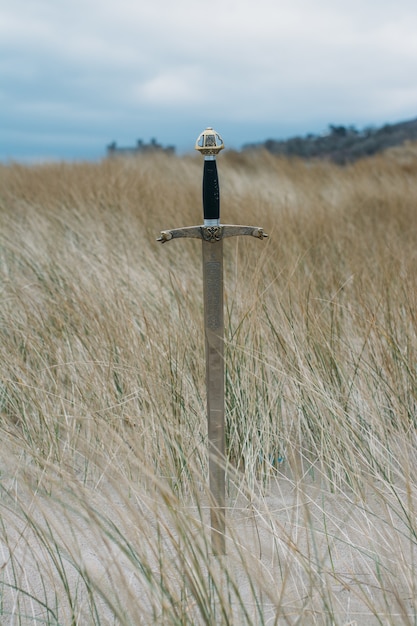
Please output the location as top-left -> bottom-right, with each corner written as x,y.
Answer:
158,128 -> 268,246
157,231 -> 173,243
157,224 -> 268,243
202,226 -> 222,242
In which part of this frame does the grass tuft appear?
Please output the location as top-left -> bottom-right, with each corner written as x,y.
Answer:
2,149 -> 417,623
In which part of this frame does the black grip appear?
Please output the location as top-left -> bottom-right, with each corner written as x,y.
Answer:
202,159 -> 220,221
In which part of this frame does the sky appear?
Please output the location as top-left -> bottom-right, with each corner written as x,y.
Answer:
2,0 -> 417,162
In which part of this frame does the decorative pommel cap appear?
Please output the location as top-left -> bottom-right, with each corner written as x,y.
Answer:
195,127 -> 224,156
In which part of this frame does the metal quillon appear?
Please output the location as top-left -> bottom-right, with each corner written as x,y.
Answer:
158,127 -> 268,555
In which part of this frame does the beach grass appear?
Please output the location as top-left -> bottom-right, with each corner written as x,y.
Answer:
1,145 -> 417,623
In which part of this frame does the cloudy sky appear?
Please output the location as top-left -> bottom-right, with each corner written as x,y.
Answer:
2,0 -> 417,161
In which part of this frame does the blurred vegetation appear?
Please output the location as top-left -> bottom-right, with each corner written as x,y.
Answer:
244,116 -> 417,164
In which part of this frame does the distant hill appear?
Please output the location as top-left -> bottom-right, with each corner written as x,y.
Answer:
243,117 -> 417,164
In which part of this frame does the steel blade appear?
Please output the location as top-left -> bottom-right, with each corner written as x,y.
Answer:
202,237 -> 225,555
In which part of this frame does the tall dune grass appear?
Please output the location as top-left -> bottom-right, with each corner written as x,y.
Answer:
1,147 -> 417,623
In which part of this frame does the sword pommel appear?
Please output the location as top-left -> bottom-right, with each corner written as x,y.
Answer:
195,127 -> 224,156
196,127 -> 224,224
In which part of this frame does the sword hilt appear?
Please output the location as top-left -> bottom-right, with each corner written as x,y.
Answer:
203,158 -> 220,222
158,127 -> 269,243
195,127 -> 224,224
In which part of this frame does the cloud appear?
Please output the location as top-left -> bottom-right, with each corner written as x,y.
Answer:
136,67 -> 205,107
2,0 -> 417,159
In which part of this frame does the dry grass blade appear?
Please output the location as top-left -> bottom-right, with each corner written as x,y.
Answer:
1,148 -> 417,623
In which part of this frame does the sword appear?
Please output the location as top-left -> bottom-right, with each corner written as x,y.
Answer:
158,127 -> 268,555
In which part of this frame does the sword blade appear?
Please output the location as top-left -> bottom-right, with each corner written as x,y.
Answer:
202,237 -> 225,555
